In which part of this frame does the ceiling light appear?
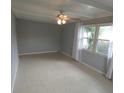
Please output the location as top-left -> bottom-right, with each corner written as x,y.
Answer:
62,20 -> 66,24
57,19 -> 62,25
57,10 -> 68,25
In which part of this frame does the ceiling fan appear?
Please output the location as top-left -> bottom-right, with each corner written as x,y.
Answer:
56,10 -> 81,25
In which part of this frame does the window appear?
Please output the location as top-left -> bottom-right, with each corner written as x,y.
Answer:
81,24 -> 112,55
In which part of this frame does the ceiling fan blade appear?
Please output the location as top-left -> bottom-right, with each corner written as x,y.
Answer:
69,17 -> 81,21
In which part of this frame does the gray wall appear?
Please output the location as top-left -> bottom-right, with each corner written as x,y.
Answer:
16,18 -> 108,73
11,13 -> 19,91
16,19 -> 61,54
61,23 -> 75,55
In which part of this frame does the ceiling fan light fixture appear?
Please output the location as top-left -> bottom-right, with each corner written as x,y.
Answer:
57,10 -> 68,25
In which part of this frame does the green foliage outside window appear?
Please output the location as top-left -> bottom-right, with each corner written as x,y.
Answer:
84,27 -> 95,49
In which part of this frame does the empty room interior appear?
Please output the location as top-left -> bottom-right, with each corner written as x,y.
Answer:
11,0 -> 113,93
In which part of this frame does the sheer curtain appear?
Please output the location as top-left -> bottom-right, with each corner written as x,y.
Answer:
106,26 -> 113,79
72,22 -> 83,61
106,40 -> 113,79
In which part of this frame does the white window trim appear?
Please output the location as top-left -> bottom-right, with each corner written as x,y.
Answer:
97,23 -> 113,26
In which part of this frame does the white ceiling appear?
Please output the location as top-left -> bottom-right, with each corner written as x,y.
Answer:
12,0 -> 113,24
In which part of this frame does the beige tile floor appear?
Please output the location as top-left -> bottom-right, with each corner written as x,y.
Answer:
13,53 -> 112,93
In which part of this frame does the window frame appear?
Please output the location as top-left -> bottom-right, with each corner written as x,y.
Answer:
81,23 -> 112,56
96,24 -> 112,55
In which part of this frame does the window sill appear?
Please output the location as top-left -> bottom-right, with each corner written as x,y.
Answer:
79,49 -> 107,58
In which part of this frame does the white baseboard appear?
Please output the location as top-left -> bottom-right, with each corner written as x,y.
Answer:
60,51 -> 74,59
19,50 -> 58,56
60,51 -> 105,75
78,61 -> 105,75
